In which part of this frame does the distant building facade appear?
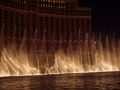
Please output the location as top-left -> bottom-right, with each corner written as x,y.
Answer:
0,0 -> 91,51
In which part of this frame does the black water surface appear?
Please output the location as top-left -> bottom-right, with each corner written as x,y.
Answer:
0,72 -> 120,90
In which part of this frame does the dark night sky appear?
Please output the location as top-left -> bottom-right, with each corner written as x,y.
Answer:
79,0 -> 120,37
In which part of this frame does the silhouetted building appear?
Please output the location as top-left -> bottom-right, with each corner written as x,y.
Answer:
0,0 -> 91,50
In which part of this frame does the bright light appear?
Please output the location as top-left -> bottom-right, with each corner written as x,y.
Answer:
0,33 -> 120,77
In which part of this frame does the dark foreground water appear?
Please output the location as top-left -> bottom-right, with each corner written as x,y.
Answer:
0,72 -> 120,90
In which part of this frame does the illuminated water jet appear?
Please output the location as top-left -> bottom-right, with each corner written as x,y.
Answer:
0,29 -> 120,77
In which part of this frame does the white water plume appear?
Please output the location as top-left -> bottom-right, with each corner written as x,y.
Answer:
0,29 -> 120,77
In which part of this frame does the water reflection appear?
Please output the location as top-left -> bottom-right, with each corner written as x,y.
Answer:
0,72 -> 120,90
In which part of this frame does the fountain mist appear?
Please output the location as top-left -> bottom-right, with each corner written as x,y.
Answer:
0,28 -> 120,77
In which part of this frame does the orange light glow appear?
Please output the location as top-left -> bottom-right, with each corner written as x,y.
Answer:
0,33 -> 120,77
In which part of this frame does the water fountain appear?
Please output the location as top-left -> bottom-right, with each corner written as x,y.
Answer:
0,26 -> 120,77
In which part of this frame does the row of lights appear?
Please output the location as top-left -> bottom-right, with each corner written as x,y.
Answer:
40,4 -> 65,9
16,0 -> 65,4
15,0 -> 66,8
40,0 -> 66,8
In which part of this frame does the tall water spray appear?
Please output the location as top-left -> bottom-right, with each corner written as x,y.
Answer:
0,27 -> 120,77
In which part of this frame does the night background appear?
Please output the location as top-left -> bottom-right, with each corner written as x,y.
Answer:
0,0 -> 120,90
79,0 -> 120,38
